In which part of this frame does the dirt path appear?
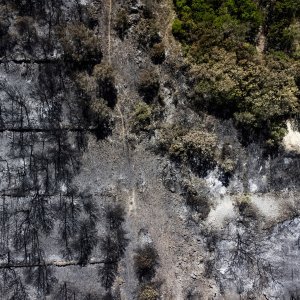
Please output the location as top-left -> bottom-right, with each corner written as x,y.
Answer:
108,0 -> 112,64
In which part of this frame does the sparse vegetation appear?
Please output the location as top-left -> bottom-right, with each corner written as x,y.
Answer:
138,284 -> 159,300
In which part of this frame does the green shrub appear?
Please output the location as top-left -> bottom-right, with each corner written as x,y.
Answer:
132,102 -> 152,131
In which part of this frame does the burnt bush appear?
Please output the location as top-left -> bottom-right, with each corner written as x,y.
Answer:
99,205 -> 128,290
137,20 -> 161,49
138,69 -> 160,103
235,195 -> 258,219
14,16 -> 37,53
93,64 -> 117,108
150,43 -> 165,64
105,204 -> 126,230
142,0 -> 154,19
72,219 -> 98,265
114,9 -> 130,40
0,10 -> 14,57
134,245 -> 159,281
185,186 -> 210,219
23,265 -> 56,296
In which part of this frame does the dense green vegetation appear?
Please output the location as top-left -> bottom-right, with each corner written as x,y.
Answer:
173,0 -> 300,54
172,0 -> 300,148
173,0 -> 262,53
267,0 -> 300,53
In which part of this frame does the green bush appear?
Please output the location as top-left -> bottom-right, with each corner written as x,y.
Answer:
266,0 -> 300,52
172,18 -> 185,39
172,0 -> 262,52
75,71 -> 112,139
132,102 -> 153,131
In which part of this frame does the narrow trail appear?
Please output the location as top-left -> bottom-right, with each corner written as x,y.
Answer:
108,0 -> 112,64
106,0 -> 127,152
104,3 -> 138,298
105,0 -> 136,216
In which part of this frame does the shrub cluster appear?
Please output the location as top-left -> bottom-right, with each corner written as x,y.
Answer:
75,63 -> 118,139
58,23 -> 102,66
192,48 -> 299,147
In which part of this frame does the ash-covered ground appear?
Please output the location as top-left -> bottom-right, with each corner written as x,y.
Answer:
1,0 -> 300,299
